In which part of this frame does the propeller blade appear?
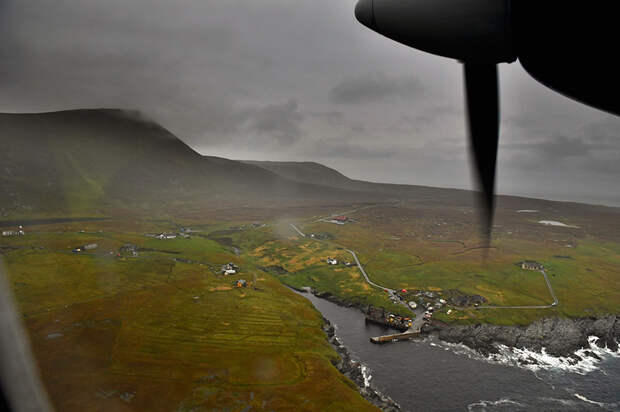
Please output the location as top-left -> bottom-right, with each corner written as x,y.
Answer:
463,63 -> 499,242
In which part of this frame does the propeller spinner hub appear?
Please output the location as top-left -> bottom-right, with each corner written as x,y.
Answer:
355,0 -> 516,64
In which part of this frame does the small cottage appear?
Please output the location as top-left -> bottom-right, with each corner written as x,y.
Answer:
521,261 -> 543,271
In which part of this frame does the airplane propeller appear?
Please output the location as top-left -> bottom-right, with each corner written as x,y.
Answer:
355,0 -> 515,241
463,63 -> 499,240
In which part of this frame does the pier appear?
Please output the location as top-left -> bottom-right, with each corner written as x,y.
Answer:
370,330 -> 421,344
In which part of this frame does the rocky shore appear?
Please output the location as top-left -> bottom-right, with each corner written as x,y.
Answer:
311,289 -> 367,311
321,319 -> 400,412
425,315 -> 620,358
297,285 -> 619,368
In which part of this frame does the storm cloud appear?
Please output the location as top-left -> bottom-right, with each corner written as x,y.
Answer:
1,0 -> 619,205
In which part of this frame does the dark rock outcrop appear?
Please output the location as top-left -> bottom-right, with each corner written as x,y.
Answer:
425,315 -> 619,357
443,289 -> 487,307
322,320 -> 400,412
298,285 -> 619,367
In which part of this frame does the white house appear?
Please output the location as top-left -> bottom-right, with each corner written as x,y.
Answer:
156,233 -> 177,240
2,227 -> 25,237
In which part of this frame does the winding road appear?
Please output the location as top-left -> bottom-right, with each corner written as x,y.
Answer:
345,249 -> 394,293
289,223 -> 306,238
289,219 -> 559,313
289,223 -> 394,294
289,222 -> 417,321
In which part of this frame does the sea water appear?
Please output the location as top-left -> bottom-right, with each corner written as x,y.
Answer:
298,292 -> 620,411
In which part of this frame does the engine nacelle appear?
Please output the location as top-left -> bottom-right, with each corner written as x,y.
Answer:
355,0 -> 516,63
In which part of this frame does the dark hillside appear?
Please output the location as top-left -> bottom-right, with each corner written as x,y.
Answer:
0,110 -> 374,217
243,160 -> 354,189
245,159 -> 479,206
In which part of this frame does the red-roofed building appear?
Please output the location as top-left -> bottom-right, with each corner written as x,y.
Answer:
333,216 -> 348,222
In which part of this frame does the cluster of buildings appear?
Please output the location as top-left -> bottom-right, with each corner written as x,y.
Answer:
2,226 -> 25,237
398,289 -> 454,311
154,233 -> 177,240
146,229 -> 195,240
325,257 -> 354,267
221,263 -> 239,275
365,305 -> 413,331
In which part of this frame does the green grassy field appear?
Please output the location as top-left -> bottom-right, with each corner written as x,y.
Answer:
282,203 -> 620,325
202,202 -> 620,327
1,219 -> 379,411
2,199 -> 620,411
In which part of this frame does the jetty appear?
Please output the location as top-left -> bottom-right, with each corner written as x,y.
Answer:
370,330 -> 421,344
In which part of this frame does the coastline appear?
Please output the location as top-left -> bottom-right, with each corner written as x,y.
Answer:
321,318 -> 401,412
289,286 -> 400,411
424,314 -> 619,358
295,286 -> 619,368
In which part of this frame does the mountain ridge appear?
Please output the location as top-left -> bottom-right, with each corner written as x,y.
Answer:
2,109 -> 618,219
0,109 -> 380,217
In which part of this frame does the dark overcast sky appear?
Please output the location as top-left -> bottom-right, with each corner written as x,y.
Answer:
2,0 -> 619,206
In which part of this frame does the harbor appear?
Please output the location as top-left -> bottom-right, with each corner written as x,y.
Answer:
296,287 -> 620,411
365,304 -> 432,344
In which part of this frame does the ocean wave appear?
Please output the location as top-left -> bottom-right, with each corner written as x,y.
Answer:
429,336 -> 619,375
469,395 -> 619,411
573,393 -> 619,411
537,395 -> 620,411
575,394 -> 606,407
467,398 -> 526,411
360,364 -> 372,388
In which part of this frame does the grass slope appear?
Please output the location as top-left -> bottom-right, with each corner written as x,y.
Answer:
1,219 -> 378,411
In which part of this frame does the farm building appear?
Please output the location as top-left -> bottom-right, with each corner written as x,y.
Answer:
2,226 -> 25,237
222,263 -> 239,275
521,261 -> 543,271
155,233 -> 177,239
326,257 -> 338,265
